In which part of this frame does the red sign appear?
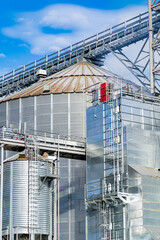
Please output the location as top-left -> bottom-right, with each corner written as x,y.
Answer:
100,82 -> 109,102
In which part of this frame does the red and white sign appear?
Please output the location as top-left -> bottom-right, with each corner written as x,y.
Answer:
100,82 -> 109,102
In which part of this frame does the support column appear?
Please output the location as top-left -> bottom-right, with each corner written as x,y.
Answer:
34,96 -> 37,132
9,162 -> 13,240
148,0 -> 155,94
0,144 -> 4,240
123,206 -> 126,240
57,137 -> 60,240
19,98 -> 22,132
49,171 -> 53,240
31,233 -> 34,240
54,171 -> 57,240
50,94 -> 53,137
68,94 -> 71,240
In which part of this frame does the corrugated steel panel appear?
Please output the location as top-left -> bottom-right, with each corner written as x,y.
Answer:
0,64 -> 87,239
3,159 -> 53,235
8,99 -> 19,126
12,161 -> 28,228
0,102 -> 6,126
3,162 -> 10,229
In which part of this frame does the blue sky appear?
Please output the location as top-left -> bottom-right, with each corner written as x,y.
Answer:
0,0 -> 147,76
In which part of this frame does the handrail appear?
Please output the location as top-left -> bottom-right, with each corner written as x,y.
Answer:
0,10 -> 160,96
0,126 -> 85,145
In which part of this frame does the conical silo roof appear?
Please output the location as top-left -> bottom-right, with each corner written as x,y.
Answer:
0,61 -> 140,102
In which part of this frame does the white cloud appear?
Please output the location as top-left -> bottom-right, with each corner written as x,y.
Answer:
0,67 -> 11,76
0,53 -> 6,58
18,43 -> 29,48
2,4 -> 147,55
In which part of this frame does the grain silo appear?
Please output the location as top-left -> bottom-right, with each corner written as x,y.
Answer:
2,151 -> 55,240
0,60 -> 123,240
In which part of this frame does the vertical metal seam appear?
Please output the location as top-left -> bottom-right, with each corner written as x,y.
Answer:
68,93 -> 71,240
68,93 -> 71,136
51,94 -> 53,135
141,108 -> 144,129
0,144 -> 4,240
9,162 -> 13,240
19,98 -> 22,132
49,181 -> 52,240
82,92 -> 85,139
34,96 -> 37,132
6,102 -> 9,128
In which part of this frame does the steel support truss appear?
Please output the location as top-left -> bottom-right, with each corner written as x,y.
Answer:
105,39 -> 160,94
104,1 -> 160,94
148,0 -> 160,94
1,9 -> 160,97
105,41 -> 152,93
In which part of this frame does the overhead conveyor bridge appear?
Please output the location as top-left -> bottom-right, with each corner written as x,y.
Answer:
0,127 -> 86,160
0,10 -> 160,96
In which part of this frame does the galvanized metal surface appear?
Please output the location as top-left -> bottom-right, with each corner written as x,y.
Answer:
2,159 -> 53,236
86,88 -> 160,240
0,92 -> 87,137
129,164 -> 160,177
0,88 -> 87,239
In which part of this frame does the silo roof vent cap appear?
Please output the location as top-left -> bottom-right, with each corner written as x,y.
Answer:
36,69 -> 47,78
43,85 -> 51,93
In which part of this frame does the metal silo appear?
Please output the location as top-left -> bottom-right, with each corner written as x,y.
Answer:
0,60 -> 117,240
2,151 -> 55,240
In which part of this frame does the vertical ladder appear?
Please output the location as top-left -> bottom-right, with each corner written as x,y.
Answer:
25,135 -> 39,235
102,96 -> 123,239
99,203 -> 113,240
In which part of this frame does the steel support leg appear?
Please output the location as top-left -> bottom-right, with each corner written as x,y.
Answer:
0,144 -> 4,240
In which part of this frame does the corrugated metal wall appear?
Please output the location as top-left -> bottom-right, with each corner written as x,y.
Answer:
3,160 -> 53,236
0,92 -> 86,240
2,162 -> 10,231
4,93 -> 86,137
0,102 -> 6,127
86,93 -> 160,240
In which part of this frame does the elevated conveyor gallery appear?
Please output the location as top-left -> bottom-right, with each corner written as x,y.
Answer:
0,10 -> 160,96
0,127 -> 86,160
